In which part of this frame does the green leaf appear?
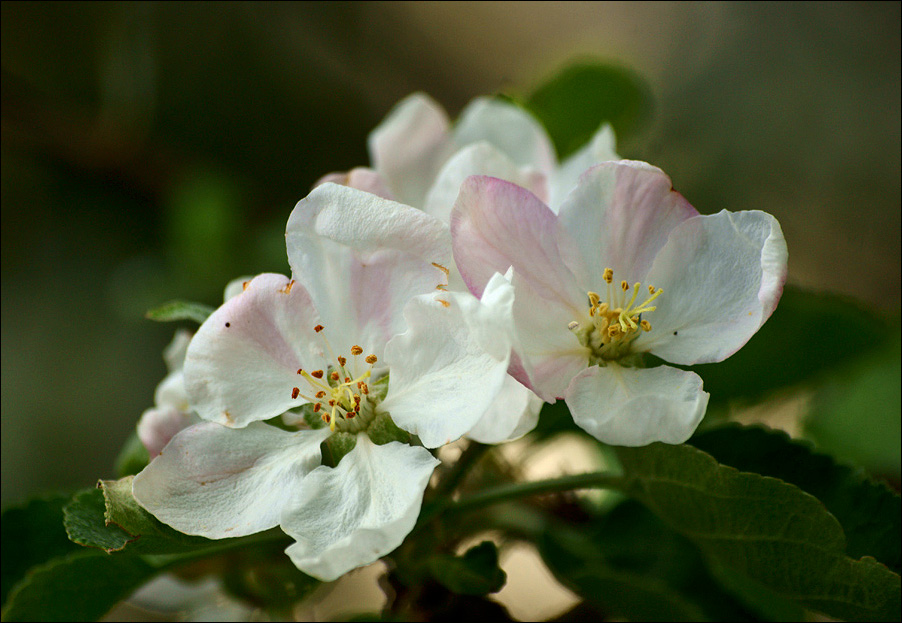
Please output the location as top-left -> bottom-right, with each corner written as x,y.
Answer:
219,543 -> 320,616
1,495 -> 81,606
114,431 -> 150,477
683,287 -> 891,407
805,327 -> 901,476
616,442 -> 901,621
428,541 -> 507,596
1,550 -> 156,622
63,488 -> 135,553
690,424 -> 901,572
63,478 -> 233,555
538,499 -> 799,621
526,60 -> 653,158
145,300 -> 215,324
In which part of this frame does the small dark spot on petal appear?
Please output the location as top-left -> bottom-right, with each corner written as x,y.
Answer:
673,331 -> 678,336
225,322 -> 231,328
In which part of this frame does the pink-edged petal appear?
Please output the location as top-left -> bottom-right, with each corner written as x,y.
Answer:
133,422 -> 330,539
565,365 -> 709,446
286,183 -> 451,350
282,436 -> 440,582
162,330 -> 192,373
638,210 -> 788,365
509,270 -> 590,401
137,406 -> 198,458
368,93 -> 453,207
382,275 -> 514,448
183,273 -> 325,427
154,370 -> 188,411
314,168 -> 396,201
454,97 -> 556,175
424,142 -> 548,223
549,124 -> 619,210
557,161 -> 698,288
451,175 -> 583,307
466,375 -> 542,444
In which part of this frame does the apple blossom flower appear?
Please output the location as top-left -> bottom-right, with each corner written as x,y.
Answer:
133,183 -> 516,581
320,92 -> 619,222
451,161 -> 788,446
320,93 -> 617,444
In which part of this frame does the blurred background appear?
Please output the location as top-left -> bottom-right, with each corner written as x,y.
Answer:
2,0 -> 899,527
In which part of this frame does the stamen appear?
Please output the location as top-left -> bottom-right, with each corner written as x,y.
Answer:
351,345 -> 363,355
291,387 -> 300,399
311,370 -> 324,379
603,268 -> 614,284
640,320 -> 652,331
314,325 -> 324,333
621,280 -> 629,292
330,371 -> 340,381
365,354 -> 377,364
338,356 -> 347,366
316,390 -> 326,399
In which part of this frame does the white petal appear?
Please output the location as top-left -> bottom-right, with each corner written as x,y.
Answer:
286,183 -> 451,350
136,406 -> 196,458
454,97 -> 556,175
368,93 -> 453,207
314,168 -> 395,201
565,365 -> 709,446
466,375 -> 542,444
381,276 -> 514,448
639,210 -> 788,364
183,273 -> 325,427
162,330 -> 192,373
549,124 -> 619,210
556,161 -> 698,288
154,370 -> 188,411
133,422 -> 330,538
424,142 -> 548,223
222,276 -> 254,303
282,436 -> 439,582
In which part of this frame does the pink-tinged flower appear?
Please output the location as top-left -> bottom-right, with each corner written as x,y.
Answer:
133,183 -> 516,581
321,92 -> 619,222
452,161 -> 788,446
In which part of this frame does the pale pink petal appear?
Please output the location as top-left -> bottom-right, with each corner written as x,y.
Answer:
637,210 -> 788,364
183,273 -> 325,427
136,406 -> 197,458
133,422 -> 330,538
565,365 -> 708,446
556,161 -> 698,289
509,271 -> 590,401
368,93 -> 453,207
450,176 -> 583,309
424,142 -> 548,223
283,436 -> 439,581
286,183 -> 451,351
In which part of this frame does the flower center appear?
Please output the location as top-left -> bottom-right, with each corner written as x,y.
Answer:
290,324 -> 380,433
569,267 -> 662,364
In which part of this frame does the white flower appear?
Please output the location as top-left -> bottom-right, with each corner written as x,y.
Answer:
133,183 -> 515,581
321,93 -> 616,443
451,161 -> 788,446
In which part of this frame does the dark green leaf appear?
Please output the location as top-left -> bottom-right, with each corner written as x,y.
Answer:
219,543 -> 320,616
616,442 -> 901,621
145,300 -> 215,324
428,541 -> 507,596
683,287 -> 891,407
1,495 -> 81,605
691,424 -> 901,572
805,327 -> 901,476
526,60 -> 653,158
538,500 -> 796,621
0,550 -> 156,622
114,431 -> 150,477
63,488 -> 135,553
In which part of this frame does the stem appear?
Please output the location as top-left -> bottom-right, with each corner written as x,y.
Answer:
447,472 -> 626,516
431,440 -> 490,501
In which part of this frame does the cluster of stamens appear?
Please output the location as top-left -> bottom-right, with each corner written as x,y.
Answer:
290,325 -> 379,432
569,267 -> 662,360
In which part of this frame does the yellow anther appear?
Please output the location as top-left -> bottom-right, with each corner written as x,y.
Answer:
351,345 -> 363,356
365,354 -> 377,364
311,370 -> 324,379
337,356 -> 347,366
568,320 -> 580,331
588,292 -> 600,307
603,268 -> 614,284
648,284 -> 656,295
621,280 -> 629,292
640,320 -> 652,332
